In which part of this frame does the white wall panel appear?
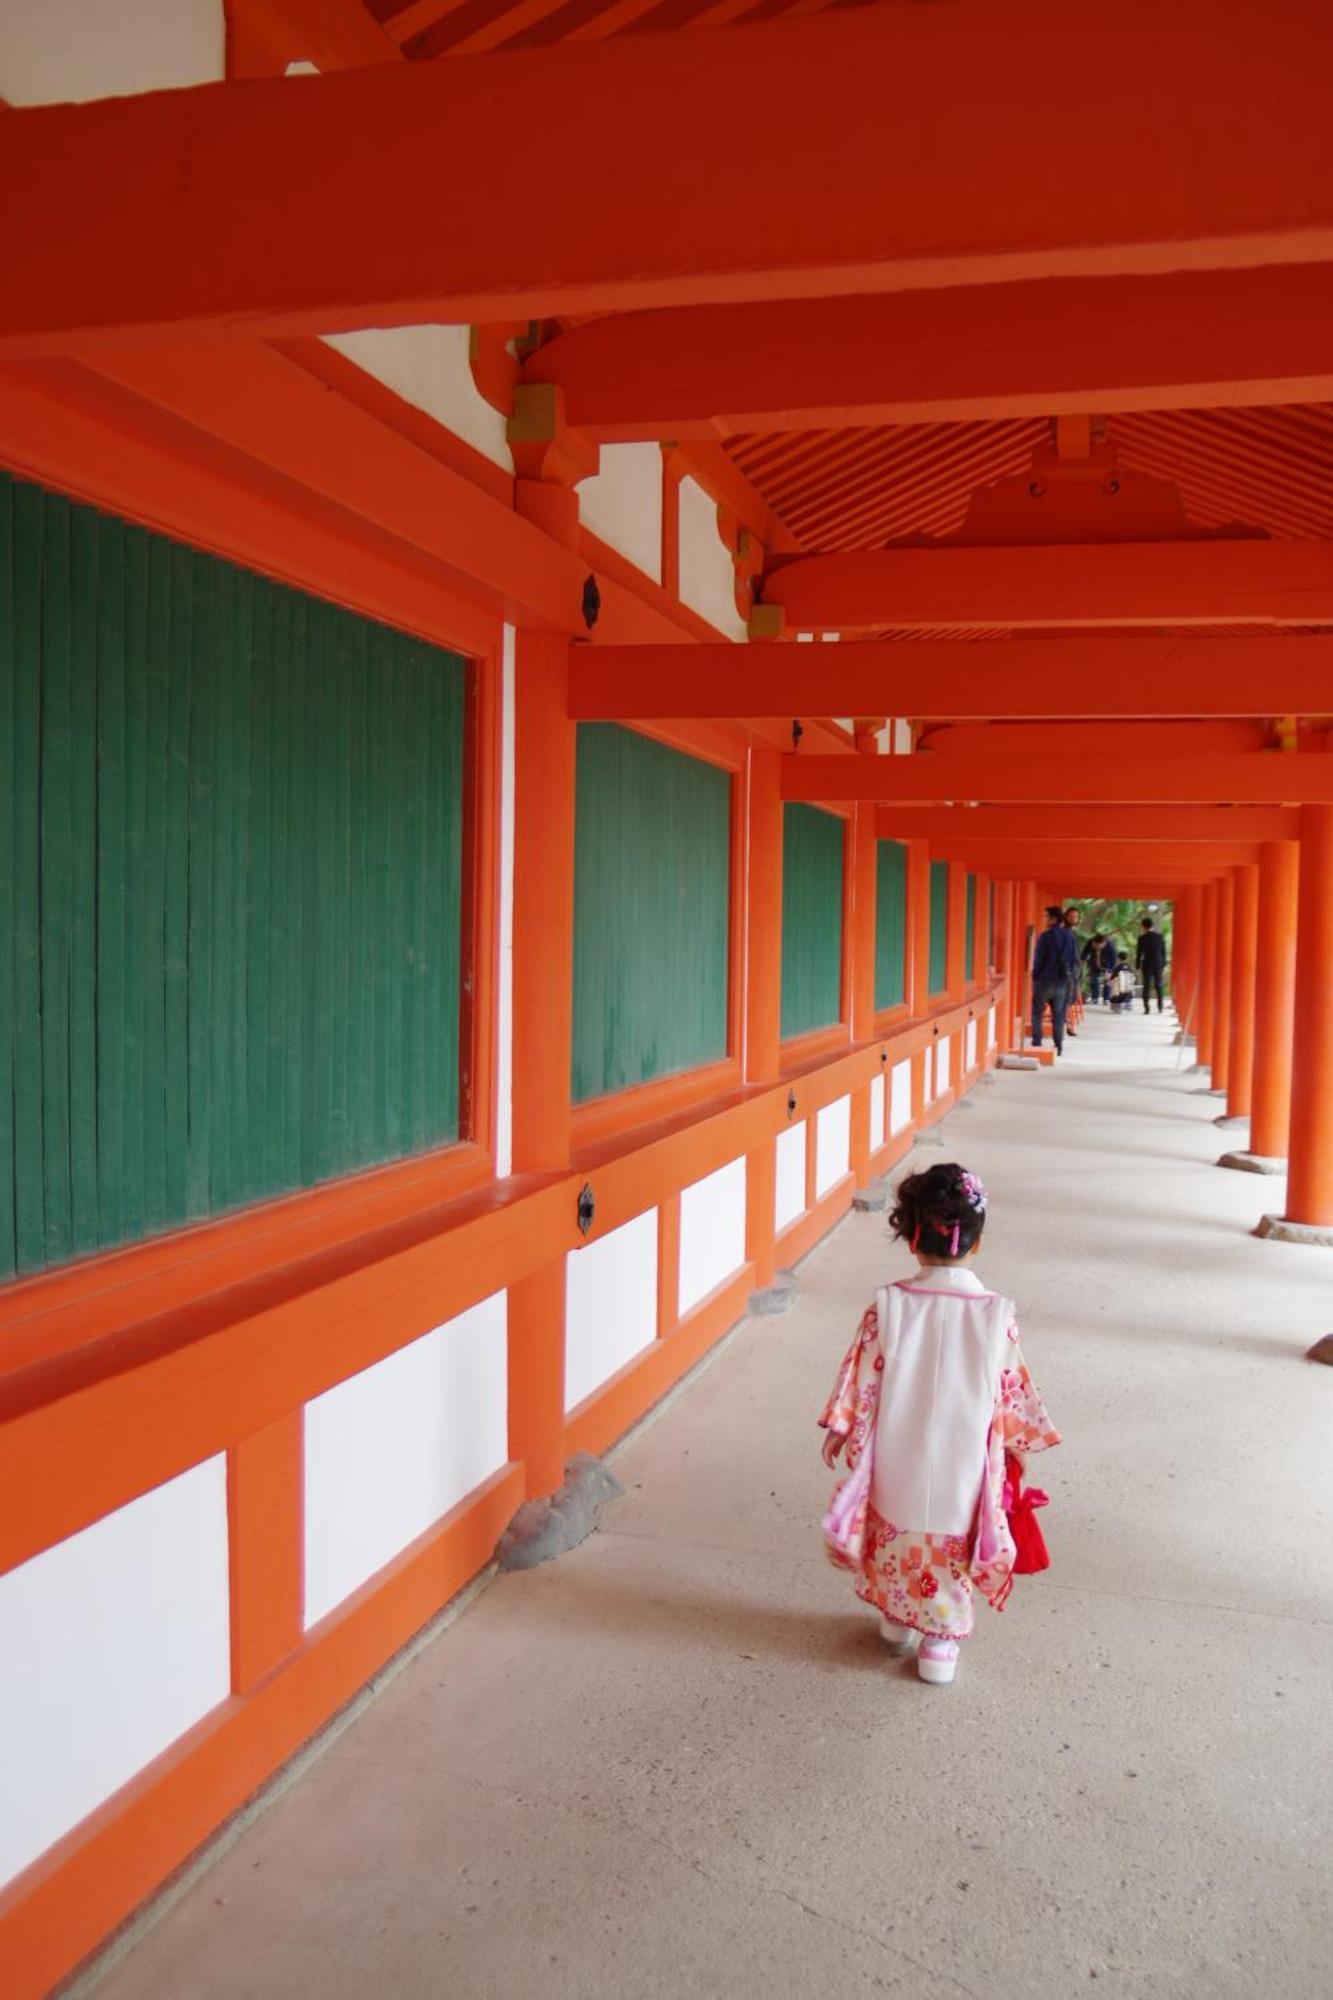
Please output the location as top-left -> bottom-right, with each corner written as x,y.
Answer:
936,1036 -> 952,1095
815,1095 -> 851,1197
678,477 -> 747,640
987,1005 -> 997,1051
565,1210 -> 658,1412
869,1072 -> 886,1148
580,444 -> 663,582
774,1124 -> 807,1233
890,1059 -> 913,1135
321,325 -> 512,470
678,1157 -> 747,1316
304,1293 -> 508,1628
0,1457 -> 230,1888
0,1 -> 223,104
966,1019 -> 978,1070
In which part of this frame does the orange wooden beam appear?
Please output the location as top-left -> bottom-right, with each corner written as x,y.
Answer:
875,807 -> 1298,844
526,264 -> 1333,440
224,0 -> 402,74
2,2 -> 1333,350
782,753 -> 1333,806
760,542 -> 1333,633
928,841 -> 1261,873
570,635 -> 1333,719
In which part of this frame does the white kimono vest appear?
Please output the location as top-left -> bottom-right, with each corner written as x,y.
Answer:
869,1274 -> 1013,1536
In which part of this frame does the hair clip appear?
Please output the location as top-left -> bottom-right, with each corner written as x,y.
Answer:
950,1222 -> 960,1257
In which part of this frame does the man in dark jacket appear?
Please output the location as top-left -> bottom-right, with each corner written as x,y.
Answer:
1136,916 -> 1168,1013
1032,905 -> 1081,1052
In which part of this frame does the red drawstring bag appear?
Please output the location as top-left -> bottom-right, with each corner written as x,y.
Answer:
1003,1450 -> 1051,1575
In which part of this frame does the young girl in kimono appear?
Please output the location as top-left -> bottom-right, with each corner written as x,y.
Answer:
819,1162 -> 1060,1686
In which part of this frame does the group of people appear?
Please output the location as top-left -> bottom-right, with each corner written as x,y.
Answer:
1031,905 -> 1169,1054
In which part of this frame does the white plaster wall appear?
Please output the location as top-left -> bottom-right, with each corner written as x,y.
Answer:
678,1157 -> 747,1317
678,477 -> 747,640
0,0 -> 223,103
565,1211 -> 658,1412
0,1457 -> 230,1887
303,1294 -> 508,1629
580,444 -> 663,583
890,1058 -> 913,1136
321,326 -> 513,472
987,1004 -> 997,1051
870,1072 -> 886,1148
936,1036 -> 952,1096
495,625 -> 516,1179
966,1020 -> 978,1070
774,1124 -> 808,1233
923,1045 -> 935,1103
815,1095 -> 852,1198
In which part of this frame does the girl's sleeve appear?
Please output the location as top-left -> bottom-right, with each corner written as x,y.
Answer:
819,1304 -> 880,1444
998,1319 -> 1062,1454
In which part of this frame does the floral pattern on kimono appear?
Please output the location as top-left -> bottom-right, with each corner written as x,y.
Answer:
819,1297 -> 1060,1638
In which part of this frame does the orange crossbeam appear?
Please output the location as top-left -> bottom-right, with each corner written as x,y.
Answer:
781,753 -> 1333,806
760,542 -> 1333,633
526,265 -> 1333,440
921,841 -> 1261,873
874,807 -> 1298,844
2,1 -> 1332,349
570,636 -> 1333,720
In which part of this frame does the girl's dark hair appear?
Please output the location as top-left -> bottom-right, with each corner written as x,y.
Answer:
889,1162 -> 987,1261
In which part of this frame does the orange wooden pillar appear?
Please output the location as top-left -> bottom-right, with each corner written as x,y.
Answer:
1196,880 -> 1217,1070
508,630 -> 576,1500
1248,841 -> 1299,1161
907,839 -> 931,1116
1225,863 -> 1259,1118
1177,883 -> 1204,1036
848,802 -> 878,1184
1281,806 -> 1333,1226
744,747 -> 783,1287
1210,874 -> 1236,1088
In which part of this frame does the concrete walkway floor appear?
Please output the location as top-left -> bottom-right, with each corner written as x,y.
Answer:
88,1009 -> 1333,2000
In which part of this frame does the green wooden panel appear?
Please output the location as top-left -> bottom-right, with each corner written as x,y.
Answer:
874,839 -> 908,1011
965,873 -> 977,981
928,859 -> 950,996
781,803 -> 845,1039
572,723 -> 731,1102
0,468 -> 466,1283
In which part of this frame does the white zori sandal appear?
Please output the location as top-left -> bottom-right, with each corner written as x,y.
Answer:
917,1636 -> 960,1686
878,1614 -> 921,1658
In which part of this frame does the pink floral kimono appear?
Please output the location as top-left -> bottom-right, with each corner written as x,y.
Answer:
819,1265 -> 1061,1639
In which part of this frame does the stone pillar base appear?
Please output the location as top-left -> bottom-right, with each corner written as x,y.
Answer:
1255,1213 -> 1333,1246
496,1453 -> 623,1572
998,1054 -> 1041,1071
1190,1085 -> 1226,1098
1306,1334 -> 1333,1366
1213,1113 -> 1249,1130
749,1269 -> 799,1316
1218,1151 -> 1286,1176
914,1127 -> 946,1149
852,1181 -> 889,1213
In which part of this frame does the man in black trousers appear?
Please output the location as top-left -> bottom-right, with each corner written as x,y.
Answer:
1031,905 -> 1081,1053
1136,916 -> 1168,1013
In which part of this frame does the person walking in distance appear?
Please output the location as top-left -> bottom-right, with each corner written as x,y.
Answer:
1081,932 -> 1108,1005
1031,905 -> 1080,1054
1136,916 -> 1168,1014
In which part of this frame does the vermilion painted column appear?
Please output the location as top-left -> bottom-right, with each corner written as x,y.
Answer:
1248,841 -> 1299,1160
848,803 -> 878,1184
508,631 -> 576,1500
744,748 -> 783,1287
1210,873 -> 1235,1089
1196,881 -> 1217,1070
1283,807 -> 1333,1224
1225,863 -> 1259,1118
1178,883 -> 1204,1035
